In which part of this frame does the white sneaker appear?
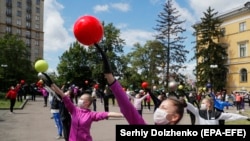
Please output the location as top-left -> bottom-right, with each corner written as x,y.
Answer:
56,135 -> 63,139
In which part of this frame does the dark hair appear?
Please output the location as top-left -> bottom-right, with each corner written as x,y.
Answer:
167,96 -> 187,124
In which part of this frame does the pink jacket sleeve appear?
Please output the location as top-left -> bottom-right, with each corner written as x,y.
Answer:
109,80 -> 146,125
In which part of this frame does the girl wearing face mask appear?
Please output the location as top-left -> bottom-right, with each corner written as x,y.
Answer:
46,84 -> 124,141
186,97 -> 249,125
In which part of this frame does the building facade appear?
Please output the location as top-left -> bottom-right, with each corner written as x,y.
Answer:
217,2 -> 250,93
0,0 -> 44,63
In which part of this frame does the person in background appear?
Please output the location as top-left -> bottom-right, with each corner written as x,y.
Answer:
50,91 -> 64,139
145,93 -> 151,111
235,92 -> 243,113
127,92 -> 149,116
186,92 -> 199,125
16,83 -> 24,102
5,86 -> 17,114
37,85 -> 49,107
225,93 -> 229,109
103,86 -> 111,112
211,90 -> 234,125
91,87 -> 97,111
73,85 -> 79,104
186,97 -> 250,125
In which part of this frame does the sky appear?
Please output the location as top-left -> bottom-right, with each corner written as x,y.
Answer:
43,0 -> 249,81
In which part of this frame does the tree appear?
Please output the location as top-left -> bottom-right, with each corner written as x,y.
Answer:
191,7 -> 228,91
154,0 -> 189,90
57,41 -> 92,88
0,34 -> 36,90
126,40 -> 165,89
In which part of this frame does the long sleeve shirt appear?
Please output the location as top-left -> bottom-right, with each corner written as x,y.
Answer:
62,96 -> 108,141
210,92 -> 233,111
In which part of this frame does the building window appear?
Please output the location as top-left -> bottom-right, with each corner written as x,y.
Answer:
26,30 -> 31,38
35,24 -> 39,29
221,28 -> 226,36
36,7 -> 40,13
6,17 -> 12,24
6,26 -> 12,33
35,15 -> 40,21
26,39 -> 31,46
16,28 -> 21,35
26,21 -> 31,28
17,10 -> 22,17
35,32 -> 40,38
26,14 -> 31,20
240,68 -> 247,82
239,22 -> 246,32
17,19 -> 21,25
36,0 -> 40,5
6,8 -> 12,16
35,40 -> 39,46
17,1 -> 22,8
239,43 -> 246,57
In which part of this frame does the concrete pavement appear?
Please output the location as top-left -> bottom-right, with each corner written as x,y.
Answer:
0,96 -> 249,141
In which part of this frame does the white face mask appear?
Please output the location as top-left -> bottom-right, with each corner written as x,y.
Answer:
200,103 -> 206,110
153,108 -> 169,125
78,99 -> 84,108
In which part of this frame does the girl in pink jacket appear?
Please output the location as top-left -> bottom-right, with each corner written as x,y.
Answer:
37,75 -> 124,141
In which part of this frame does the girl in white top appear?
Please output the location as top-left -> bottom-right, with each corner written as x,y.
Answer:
186,97 -> 249,125
127,93 -> 149,116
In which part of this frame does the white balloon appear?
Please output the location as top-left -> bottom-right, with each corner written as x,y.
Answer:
168,81 -> 176,88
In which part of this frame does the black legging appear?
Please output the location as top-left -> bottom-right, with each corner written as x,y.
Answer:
61,119 -> 71,141
10,99 -> 16,112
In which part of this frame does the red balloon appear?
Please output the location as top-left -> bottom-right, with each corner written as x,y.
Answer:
73,15 -> 104,46
94,84 -> 99,89
141,82 -> 148,89
20,80 -> 25,84
122,87 -> 126,91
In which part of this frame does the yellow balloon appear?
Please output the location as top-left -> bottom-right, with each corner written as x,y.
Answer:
34,60 -> 49,72
178,85 -> 183,89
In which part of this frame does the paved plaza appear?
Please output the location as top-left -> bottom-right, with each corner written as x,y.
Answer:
0,96 -> 248,141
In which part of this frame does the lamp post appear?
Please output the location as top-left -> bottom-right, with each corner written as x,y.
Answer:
1,64 -> 8,91
210,64 -> 218,91
161,62 -> 166,89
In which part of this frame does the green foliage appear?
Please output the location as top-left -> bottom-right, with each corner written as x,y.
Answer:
125,40 -> 164,89
192,7 -> 228,91
0,34 -> 37,90
57,42 -> 92,88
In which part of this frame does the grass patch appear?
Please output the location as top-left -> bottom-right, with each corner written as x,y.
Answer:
225,110 -> 250,125
0,99 -> 23,109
